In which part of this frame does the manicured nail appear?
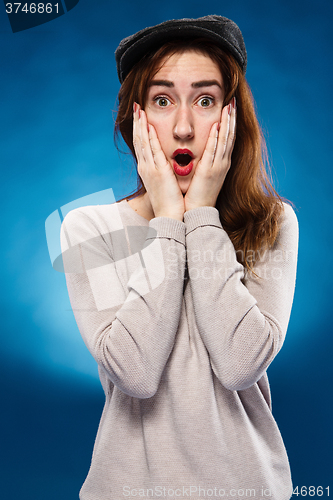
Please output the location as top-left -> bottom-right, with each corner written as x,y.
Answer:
232,97 -> 236,109
228,104 -> 232,115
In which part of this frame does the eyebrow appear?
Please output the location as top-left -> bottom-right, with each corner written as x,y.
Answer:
149,79 -> 222,89
149,80 -> 174,88
192,80 -> 222,89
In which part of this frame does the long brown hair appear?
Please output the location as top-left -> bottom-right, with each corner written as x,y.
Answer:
115,39 -> 284,271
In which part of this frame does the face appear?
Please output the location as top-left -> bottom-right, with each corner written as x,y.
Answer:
145,50 -> 224,193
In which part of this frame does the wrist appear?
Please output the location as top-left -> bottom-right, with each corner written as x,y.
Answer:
185,202 -> 216,212
184,194 -> 217,212
184,205 -> 221,231
155,213 -> 184,222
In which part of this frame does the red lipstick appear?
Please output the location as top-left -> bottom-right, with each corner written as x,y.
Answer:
172,149 -> 194,177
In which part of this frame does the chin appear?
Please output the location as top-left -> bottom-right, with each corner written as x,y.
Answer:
178,180 -> 191,194
176,172 -> 193,195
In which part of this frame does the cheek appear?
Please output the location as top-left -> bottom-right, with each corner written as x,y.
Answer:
195,119 -> 217,149
147,116 -> 170,150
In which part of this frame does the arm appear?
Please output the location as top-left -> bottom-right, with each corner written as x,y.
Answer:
61,206 -> 186,399
184,203 -> 298,391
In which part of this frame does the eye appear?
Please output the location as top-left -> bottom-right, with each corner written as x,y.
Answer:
154,96 -> 171,107
197,97 -> 214,108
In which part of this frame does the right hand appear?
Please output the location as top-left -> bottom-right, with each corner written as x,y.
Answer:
133,103 -> 185,221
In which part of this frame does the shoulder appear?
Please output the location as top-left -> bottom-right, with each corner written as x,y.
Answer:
274,202 -> 299,257
60,203 -> 126,271
61,202 -> 125,242
279,202 -> 298,241
280,202 -> 298,229
247,202 -> 298,279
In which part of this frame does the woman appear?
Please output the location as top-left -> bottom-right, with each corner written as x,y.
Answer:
61,15 -> 298,500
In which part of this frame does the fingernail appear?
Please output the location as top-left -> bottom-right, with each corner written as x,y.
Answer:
133,102 -> 137,113
228,104 -> 232,115
232,97 -> 236,109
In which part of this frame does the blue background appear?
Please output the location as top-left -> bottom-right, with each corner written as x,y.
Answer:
1,0 -> 332,498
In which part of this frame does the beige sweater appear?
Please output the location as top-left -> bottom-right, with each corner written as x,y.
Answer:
61,200 -> 298,500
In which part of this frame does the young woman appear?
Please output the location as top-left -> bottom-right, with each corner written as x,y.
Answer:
61,15 -> 298,500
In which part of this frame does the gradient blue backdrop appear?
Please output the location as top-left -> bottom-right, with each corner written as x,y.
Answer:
1,1 -> 332,498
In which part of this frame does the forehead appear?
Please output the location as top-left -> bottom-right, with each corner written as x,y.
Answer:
153,49 -> 222,83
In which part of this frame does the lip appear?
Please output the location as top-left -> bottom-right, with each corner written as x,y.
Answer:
172,149 -> 194,158
172,149 -> 194,177
172,160 -> 193,176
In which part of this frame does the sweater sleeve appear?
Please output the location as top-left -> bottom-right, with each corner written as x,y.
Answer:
184,203 -> 298,391
61,206 -> 186,399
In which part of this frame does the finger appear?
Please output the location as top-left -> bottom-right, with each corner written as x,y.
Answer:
197,121 -> 219,169
148,123 -> 170,170
139,109 -> 157,166
226,98 -> 237,161
214,104 -> 231,161
132,103 -> 145,164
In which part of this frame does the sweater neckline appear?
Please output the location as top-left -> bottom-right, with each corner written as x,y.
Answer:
117,199 -> 149,226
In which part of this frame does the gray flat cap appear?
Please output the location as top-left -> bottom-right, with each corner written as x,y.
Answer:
115,15 -> 247,83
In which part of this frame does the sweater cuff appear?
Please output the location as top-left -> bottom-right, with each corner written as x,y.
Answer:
184,207 -> 222,235
147,217 -> 186,246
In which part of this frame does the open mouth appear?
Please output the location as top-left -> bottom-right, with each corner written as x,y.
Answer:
174,153 -> 192,167
172,149 -> 194,177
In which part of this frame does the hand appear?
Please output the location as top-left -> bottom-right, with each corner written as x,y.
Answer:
184,98 -> 236,212
133,103 -> 185,221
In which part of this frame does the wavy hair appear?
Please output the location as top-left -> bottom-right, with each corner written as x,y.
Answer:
114,39 -> 285,271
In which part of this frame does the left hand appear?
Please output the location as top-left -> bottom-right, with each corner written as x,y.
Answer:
184,98 -> 236,212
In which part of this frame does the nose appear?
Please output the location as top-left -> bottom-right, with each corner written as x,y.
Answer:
173,105 -> 194,140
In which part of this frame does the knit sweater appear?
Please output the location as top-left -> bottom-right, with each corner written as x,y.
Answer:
61,200 -> 298,500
